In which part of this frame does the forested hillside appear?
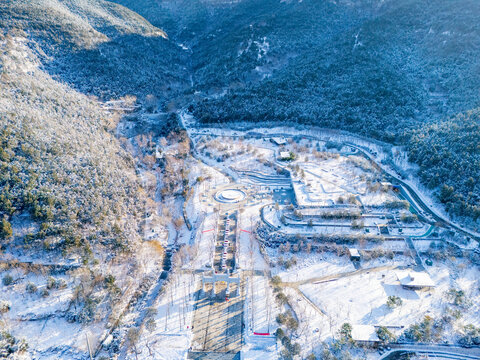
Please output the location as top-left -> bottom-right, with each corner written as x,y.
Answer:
0,0 -> 190,102
0,0 -> 195,265
0,3 -> 179,355
408,110 -> 480,221
0,33 -> 143,257
192,0 -> 480,133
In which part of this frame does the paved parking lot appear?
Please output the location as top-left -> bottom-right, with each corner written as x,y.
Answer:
190,279 -> 244,355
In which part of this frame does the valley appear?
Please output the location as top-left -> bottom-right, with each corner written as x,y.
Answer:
90,114 -> 480,359
1,0 -> 480,359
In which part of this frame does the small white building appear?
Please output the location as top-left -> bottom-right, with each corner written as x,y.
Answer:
279,151 -> 291,160
348,248 -> 361,260
396,270 -> 435,290
351,324 -> 380,346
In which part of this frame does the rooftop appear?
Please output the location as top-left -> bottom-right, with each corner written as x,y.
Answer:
396,270 -> 435,288
351,324 -> 380,343
279,151 -> 291,159
271,137 -> 287,145
348,248 -> 361,257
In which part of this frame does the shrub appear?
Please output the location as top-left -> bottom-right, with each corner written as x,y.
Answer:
400,213 -> 418,223
0,217 -> 13,239
376,326 -> 396,343
459,324 -> 480,346
0,331 -> 28,356
46,276 -> 56,290
384,200 -> 409,210
77,298 -> 98,323
26,282 -> 37,294
446,288 -> 467,307
0,301 -> 11,314
46,276 -> 67,290
339,323 -> 353,343
404,316 -> 441,342
386,295 -> 403,309
145,318 -> 156,333
271,275 -> 282,286
2,275 -> 13,286
276,327 -> 285,340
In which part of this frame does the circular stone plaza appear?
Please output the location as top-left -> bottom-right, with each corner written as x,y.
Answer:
214,189 -> 247,203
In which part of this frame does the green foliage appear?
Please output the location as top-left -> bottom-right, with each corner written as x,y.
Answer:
276,311 -> 298,331
275,327 -> 285,340
386,295 -> 403,309
0,31 -> 145,256
400,213 -> 418,223
2,274 -> 13,286
384,200 -> 410,210
25,282 -> 37,294
409,110 -> 480,220
0,217 -> 12,239
183,0 -> 480,223
339,323 -> 353,343
275,292 -> 288,306
104,274 -> 116,287
103,274 -> 121,296
0,331 -> 28,356
446,288 -> 468,307
459,324 -> 480,346
271,275 -> 282,286
77,298 -> 98,323
46,276 -> 67,290
376,326 -> 396,344
404,315 -> 442,342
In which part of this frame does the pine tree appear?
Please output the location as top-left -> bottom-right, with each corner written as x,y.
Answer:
0,217 -> 13,239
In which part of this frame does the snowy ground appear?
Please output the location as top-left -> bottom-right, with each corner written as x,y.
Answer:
298,258 -> 480,342
127,273 -> 197,360
271,252 -> 355,282
0,267 -> 98,359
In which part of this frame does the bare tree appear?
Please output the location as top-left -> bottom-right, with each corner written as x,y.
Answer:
127,327 -> 140,360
